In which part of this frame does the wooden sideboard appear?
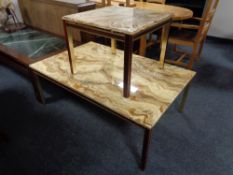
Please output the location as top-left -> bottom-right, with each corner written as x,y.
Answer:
18,0 -> 96,41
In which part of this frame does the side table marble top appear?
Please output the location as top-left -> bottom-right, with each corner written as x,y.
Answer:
62,6 -> 171,35
30,42 -> 195,129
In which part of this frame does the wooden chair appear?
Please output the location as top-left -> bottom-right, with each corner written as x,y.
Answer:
142,0 -> 166,53
166,0 -> 219,69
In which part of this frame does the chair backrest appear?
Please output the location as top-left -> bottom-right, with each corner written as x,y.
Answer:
195,0 -> 219,42
146,0 -> 165,4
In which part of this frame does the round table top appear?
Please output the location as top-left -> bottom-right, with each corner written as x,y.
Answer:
135,2 -> 193,21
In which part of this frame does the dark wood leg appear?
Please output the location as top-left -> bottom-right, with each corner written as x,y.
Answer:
31,71 -> 45,104
141,128 -> 152,171
179,84 -> 190,113
123,35 -> 133,98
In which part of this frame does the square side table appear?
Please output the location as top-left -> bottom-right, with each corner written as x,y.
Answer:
62,6 -> 172,97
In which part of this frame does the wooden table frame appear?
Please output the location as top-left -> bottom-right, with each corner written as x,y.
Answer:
63,18 -> 171,98
30,68 -> 190,171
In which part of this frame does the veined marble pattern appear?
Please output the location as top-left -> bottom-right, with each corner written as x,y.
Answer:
0,28 -> 66,59
63,6 -> 171,35
30,42 -> 195,129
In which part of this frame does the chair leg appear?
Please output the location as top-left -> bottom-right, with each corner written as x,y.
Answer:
197,39 -> 206,60
187,44 -> 199,69
139,35 -> 147,56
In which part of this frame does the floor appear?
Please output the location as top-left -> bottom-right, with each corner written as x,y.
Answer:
0,36 -> 233,175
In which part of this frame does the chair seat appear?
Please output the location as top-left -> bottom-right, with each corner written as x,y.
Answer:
169,29 -> 197,46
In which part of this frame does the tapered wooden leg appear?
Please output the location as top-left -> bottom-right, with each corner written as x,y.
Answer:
139,35 -> 147,56
187,44 -> 198,69
141,128 -> 152,171
159,23 -> 170,69
63,20 -> 75,74
111,38 -> 116,54
179,84 -> 190,113
123,35 -> 133,98
197,38 -> 206,60
31,71 -> 45,104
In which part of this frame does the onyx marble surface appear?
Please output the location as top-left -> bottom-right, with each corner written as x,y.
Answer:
30,42 -> 195,129
0,28 -> 66,59
63,6 -> 171,35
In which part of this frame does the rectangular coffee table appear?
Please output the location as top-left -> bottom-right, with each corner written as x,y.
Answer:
30,42 -> 196,170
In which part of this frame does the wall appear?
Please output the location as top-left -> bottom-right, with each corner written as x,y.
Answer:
12,0 -> 23,22
208,0 -> 233,39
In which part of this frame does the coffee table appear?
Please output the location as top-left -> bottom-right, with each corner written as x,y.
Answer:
0,28 -> 66,72
30,42 -> 196,170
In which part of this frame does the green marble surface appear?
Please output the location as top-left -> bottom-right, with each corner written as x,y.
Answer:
0,28 -> 66,59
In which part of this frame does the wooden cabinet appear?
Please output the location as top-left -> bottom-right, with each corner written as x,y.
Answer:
18,0 -> 96,41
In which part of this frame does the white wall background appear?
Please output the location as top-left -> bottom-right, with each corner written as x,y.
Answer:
208,0 -> 233,39
12,0 -> 23,22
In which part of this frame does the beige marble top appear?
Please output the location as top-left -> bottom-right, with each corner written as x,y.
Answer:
62,6 -> 171,35
30,42 -> 195,129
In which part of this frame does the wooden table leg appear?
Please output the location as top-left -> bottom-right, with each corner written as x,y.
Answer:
111,38 -> 116,54
141,128 -> 152,171
31,71 -> 45,104
63,20 -> 75,74
139,35 -> 147,56
179,83 -> 190,113
123,35 -> 133,98
159,23 -> 170,69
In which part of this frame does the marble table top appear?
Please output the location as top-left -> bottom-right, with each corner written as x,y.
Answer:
63,6 -> 171,35
30,42 -> 195,129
